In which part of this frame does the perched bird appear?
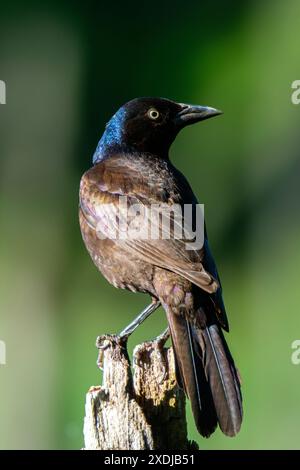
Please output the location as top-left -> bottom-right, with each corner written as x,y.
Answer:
79,97 -> 242,437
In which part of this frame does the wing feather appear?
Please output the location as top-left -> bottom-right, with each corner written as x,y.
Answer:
79,156 -> 219,294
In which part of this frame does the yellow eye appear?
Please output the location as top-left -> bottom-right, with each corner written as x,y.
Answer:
148,108 -> 160,120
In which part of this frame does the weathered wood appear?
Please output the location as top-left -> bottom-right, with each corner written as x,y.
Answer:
83,334 -> 198,450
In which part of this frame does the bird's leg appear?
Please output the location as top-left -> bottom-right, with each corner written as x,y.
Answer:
137,327 -> 170,383
152,327 -> 170,347
118,299 -> 161,341
97,300 -> 161,370
153,327 -> 170,381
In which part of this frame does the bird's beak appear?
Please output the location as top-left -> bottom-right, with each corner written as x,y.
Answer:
175,103 -> 223,128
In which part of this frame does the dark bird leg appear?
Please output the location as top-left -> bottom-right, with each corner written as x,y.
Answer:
96,300 -> 161,370
152,327 -> 170,382
152,327 -> 170,346
119,299 -> 161,340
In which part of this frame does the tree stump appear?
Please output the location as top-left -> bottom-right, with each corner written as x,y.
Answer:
83,334 -> 198,450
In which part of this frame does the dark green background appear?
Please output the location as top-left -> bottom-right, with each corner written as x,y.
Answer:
0,0 -> 300,449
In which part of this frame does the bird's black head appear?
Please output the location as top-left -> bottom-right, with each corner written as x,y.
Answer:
93,97 -> 222,163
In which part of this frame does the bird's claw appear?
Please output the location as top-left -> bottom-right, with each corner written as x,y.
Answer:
154,328 -> 170,383
96,333 -> 128,370
152,327 -> 170,348
139,328 -> 170,383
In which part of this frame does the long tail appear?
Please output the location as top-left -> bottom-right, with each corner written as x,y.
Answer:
165,306 -> 243,437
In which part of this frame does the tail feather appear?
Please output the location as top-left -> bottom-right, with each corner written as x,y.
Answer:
203,325 -> 242,436
165,306 -> 242,437
166,309 -> 218,437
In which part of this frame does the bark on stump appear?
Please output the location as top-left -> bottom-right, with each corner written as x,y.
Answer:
83,334 -> 198,450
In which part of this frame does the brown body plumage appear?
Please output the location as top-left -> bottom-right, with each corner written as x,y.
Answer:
79,97 -> 243,437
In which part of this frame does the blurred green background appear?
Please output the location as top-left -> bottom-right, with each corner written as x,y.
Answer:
0,0 -> 300,450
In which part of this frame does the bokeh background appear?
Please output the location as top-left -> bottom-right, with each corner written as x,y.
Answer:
0,0 -> 300,450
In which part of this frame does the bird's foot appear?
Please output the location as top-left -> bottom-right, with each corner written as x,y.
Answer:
96,333 -> 128,370
152,328 -> 170,383
151,327 -> 170,348
134,328 -> 170,383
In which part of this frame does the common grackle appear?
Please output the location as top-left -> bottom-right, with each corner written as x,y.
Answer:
79,97 -> 242,437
